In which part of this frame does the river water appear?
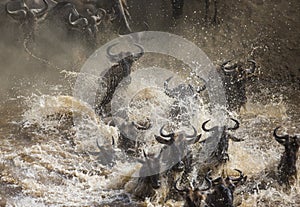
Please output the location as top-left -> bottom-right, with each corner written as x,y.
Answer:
0,0 -> 299,206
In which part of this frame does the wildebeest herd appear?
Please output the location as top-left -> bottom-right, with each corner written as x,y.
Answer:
3,0 -> 299,206
92,41 -> 299,206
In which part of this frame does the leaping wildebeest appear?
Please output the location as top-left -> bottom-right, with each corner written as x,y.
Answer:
95,42 -> 144,116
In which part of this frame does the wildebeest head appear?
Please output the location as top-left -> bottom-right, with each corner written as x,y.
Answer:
205,169 -> 246,207
132,149 -> 163,200
96,136 -> 117,167
220,59 -> 256,111
201,118 -> 242,163
155,124 -> 201,171
273,126 -> 300,185
174,170 -> 212,207
164,76 -> 206,101
221,59 -> 256,81
155,124 -> 201,146
5,0 -> 49,21
68,5 -> 106,42
106,42 -> 144,76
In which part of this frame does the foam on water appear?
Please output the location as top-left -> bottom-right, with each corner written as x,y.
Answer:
0,79 -> 299,207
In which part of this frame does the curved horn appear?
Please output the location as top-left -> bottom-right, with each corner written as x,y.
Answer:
221,60 -> 235,73
273,126 -> 288,145
5,1 -> 27,20
106,43 -> 119,60
90,8 -> 106,26
133,43 -> 144,56
185,125 -> 198,138
155,135 -> 174,145
160,124 -> 175,138
227,118 -> 240,131
230,169 -> 246,183
96,138 -> 102,150
245,59 -> 256,74
202,120 -> 213,132
132,121 -> 151,130
97,8 -> 107,18
174,178 -> 189,193
31,0 -> 48,18
69,13 -> 88,27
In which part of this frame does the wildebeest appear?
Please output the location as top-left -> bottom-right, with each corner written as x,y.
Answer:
219,59 -> 256,112
174,171 -> 212,207
95,43 -> 144,116
132,150 -> 162,200
88,0 -> 131,33
200,118 -> 243,166
48,0 -> 106,47
155,124 -> 201,172
164,76 -> 206,126
205,169 -> 246,207
174,169 -> 247,207
273,126 -> 300,186
91,136 -> 118,167
5,0 -> 49,38
175,169 -> 246,207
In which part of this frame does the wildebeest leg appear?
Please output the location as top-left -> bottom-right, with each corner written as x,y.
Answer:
116,0 -> 132,33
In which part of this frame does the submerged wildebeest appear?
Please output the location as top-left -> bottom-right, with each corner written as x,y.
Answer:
199,118 -> 243,168
175,169 -> 246,207
164,76 -> 206,126
219,59 -> 256,112
205,169 -> 246,207
95,136 -> 117,167
174,171 -> 212,207
95,43 -> 144,116
273,127 -> 300,186
131,150 -> 162,200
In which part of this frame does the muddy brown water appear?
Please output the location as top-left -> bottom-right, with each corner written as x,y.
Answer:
0,0 -> 299,206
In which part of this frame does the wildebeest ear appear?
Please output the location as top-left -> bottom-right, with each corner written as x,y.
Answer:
154,135 -> 174,145
137,159 -> 145,164
229,135 -> 244,142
